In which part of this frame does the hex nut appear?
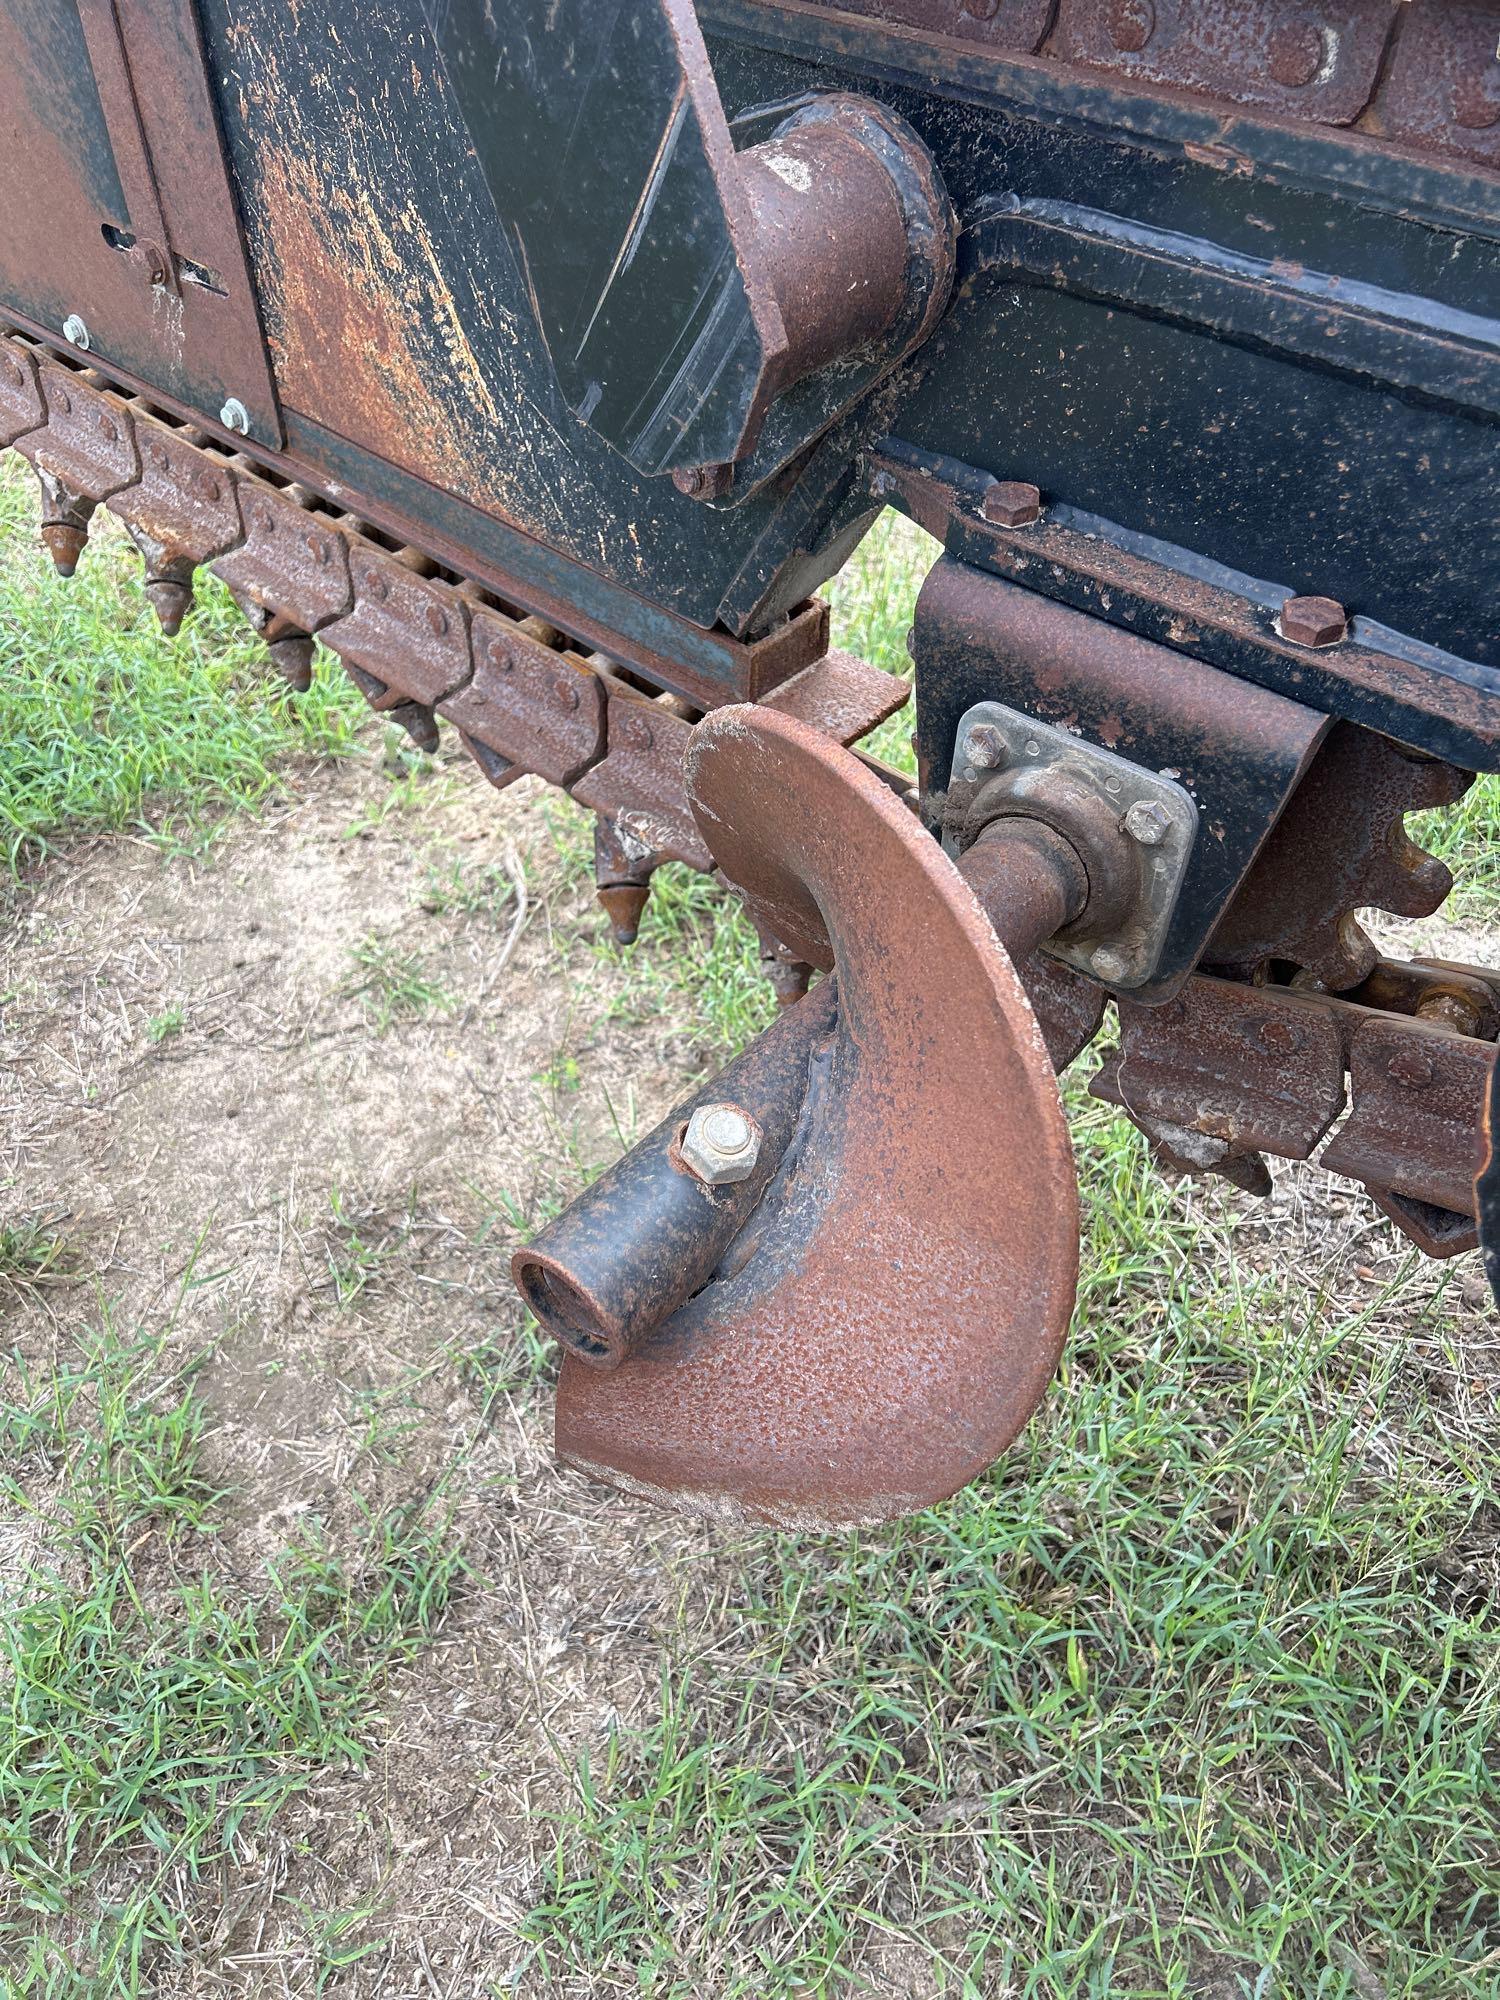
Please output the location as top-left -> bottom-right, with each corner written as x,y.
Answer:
1279,594 -> 1347,648
679,1102 -> 763,1186
220,397 -> 252,436
1124,798 -> 1173,847
981,480 -> 1042,529
1090,945 -> 1130,984
62,314 -> 91,351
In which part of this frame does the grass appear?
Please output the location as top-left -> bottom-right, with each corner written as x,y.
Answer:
0,456 -> 367,873
0,1297 -> 463,1997
526,1104 -> 1500,1999
2,470 -> 1498,1995
342,931 -> 455,1032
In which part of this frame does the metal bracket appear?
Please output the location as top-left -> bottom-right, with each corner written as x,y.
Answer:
947,700 -> 1198,991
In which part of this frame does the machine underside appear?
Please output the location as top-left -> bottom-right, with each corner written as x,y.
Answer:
2,0 -> 1497,1523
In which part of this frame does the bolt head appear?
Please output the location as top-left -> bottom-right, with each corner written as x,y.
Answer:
1108,0 -> 1155,52
1258,1018 -> 1302,1054
981,480 -> 1042,529
1386,1048 -> 1435,1091
1124,798 -> 1173,847
679,1102 -> 763,1186
1280,594 -> 1347,648
220,397 -> 251,436
1090,946 -> 1130,985
672,461 -> 733,502
965,723 -> 1008,772
62,314 -> 91,351
1269,22 -> 1326,89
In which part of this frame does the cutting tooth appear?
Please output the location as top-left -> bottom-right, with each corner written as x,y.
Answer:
597,881 -> 653,947
764,958 -> 813,1008
266,631 -> 315,693
385,700 -> 440,754
34,468 -> 94,577
752,915 -> 813,1008
593,816 -> 656,947
125,525 -> 196,636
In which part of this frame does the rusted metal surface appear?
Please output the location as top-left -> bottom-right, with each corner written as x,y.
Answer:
1050,0 -> 1398,125
439,609 -> 606,792
0,332 -> 898,897
319,546 -> 473,711
0,337 -> 43,447
879,443 -> 1500,775
914,555 -> 1327,997
1089,966 -> 1500,1244
786,0 -> 1500,175
1347,958 -> 1500,1042
1093,980 -> 1346,1184
760,650 -> 910,745
732,93 -> 957,464
106,413 -> 241,634
1479,1058 -> 1500,1307
957,817 -> 1088,959
812,0 -> 1055,49
213,477 -> 354,640
554,707 -> 1079,1526
1370,2 -> 1500,172
14,361 -> 138,505
1208,724 -> 1470,991
0,0 -> 280,439
517,982 -> 839,1370
1322,1016 -> 1497,1226
570,694 -> 715,875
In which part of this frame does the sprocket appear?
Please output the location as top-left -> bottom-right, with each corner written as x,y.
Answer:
1206,723 -> 1472,992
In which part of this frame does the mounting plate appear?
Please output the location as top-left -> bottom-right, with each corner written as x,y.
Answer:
948,700 -> 1199,991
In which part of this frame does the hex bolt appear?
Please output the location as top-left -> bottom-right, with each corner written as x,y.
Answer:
1090,946 -> 1130,985
981,480 -> 1042,528
678,1102 -> 763,1186
1279,594 -> 1348,648
1124,799 -> 1173,847
219,397 -> 251,436
965,723 -> 1007,772
62,313 -> 91,351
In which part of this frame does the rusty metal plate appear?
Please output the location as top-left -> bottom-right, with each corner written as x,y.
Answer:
760,650 -> 910,747
1208,722 -> 1468,991
1051,0 -> 1400,125
1093,977 -> 1346,1161
570,694 -> 713,872
1369,1 -> 1500,171
0,0 -> 279,441
0,335 -> 44,446
557,707 -> 1079,1526
1479,1056 -> 1500,1307
107,415 -> 241,564
212,476 -> 354,635
320,545 -> 473,709
810,0 -> 1056,49
1322,1015 -> 1496,1216
439,608 -> 606,790
15,362 -> 137,500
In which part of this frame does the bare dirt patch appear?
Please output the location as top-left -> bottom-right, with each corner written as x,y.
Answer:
0,746 -> 732,1996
